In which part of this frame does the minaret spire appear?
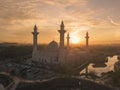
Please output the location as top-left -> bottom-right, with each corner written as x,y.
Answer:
60,21 -> 64,30
34,24 -> 37,32
66,33 -> 70,49
58,21 -> 66,49
32,24 -> 39,60
85,32 -> 89,49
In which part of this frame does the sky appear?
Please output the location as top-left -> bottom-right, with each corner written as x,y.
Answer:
0,0 -> 120,45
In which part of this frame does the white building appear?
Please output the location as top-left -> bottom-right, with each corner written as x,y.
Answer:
32,21 -> 68,64
31,21 -> 90,64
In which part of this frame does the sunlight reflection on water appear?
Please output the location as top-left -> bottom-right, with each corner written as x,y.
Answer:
81,55 -> 118,76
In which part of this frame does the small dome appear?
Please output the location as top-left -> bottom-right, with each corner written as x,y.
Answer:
49,40 -> 58,50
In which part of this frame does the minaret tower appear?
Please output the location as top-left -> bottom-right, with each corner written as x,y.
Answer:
66,33 -> 70,49
58,21 -> 66,49
32,25 -> 39,59
85,32 -> 89,49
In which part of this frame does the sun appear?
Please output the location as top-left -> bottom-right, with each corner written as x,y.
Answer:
70,29 -> 81,44
70,36 -> 80,44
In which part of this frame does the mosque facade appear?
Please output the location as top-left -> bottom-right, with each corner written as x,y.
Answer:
31,21 -> 89,64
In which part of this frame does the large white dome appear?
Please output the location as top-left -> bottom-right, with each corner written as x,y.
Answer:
48,40 -> 58,50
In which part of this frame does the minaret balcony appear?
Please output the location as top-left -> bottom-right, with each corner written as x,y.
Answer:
32,32 -> 39,35
58,30 -> 66,33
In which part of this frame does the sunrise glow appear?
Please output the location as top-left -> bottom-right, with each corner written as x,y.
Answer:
70,33 -> 81,44
71,36 -> 80,44
0,0 -> 120,44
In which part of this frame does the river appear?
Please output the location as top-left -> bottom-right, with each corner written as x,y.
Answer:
81,55 -> 118,76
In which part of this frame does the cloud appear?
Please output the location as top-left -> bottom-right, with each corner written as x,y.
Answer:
108,16 -> 120,26
0,0 -> 119,44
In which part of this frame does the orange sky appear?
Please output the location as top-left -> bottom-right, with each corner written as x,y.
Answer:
0,0 -> 120,45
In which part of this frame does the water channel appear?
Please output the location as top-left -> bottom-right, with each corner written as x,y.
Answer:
81,55 -> 119,76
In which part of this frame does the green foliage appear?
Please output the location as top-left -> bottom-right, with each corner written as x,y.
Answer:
115,69 -> 120,75
0,45 -> 32,60
88,71 -> 98,80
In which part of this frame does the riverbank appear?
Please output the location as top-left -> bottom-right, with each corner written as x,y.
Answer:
16,77 -> 114,90
0,72 -> 117,90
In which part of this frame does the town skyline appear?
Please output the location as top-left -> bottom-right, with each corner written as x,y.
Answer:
0,0 -> 120,45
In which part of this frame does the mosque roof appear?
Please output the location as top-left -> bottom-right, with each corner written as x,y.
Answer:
48,40 -> 58,50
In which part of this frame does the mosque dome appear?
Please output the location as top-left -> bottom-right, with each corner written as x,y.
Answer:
48,40 -> 58,50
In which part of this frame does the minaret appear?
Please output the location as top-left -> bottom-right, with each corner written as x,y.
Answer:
58,21 -> 66,49
32,25 -> 39,59
66,33 -> 70,49
85,32 -> 89,49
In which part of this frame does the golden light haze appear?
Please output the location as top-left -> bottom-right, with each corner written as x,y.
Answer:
0,0 -> 120,45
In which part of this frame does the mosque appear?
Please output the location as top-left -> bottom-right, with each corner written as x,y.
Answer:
31,21 -> 89,64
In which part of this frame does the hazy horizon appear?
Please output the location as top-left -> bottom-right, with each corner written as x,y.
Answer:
1,40 -> 120,46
